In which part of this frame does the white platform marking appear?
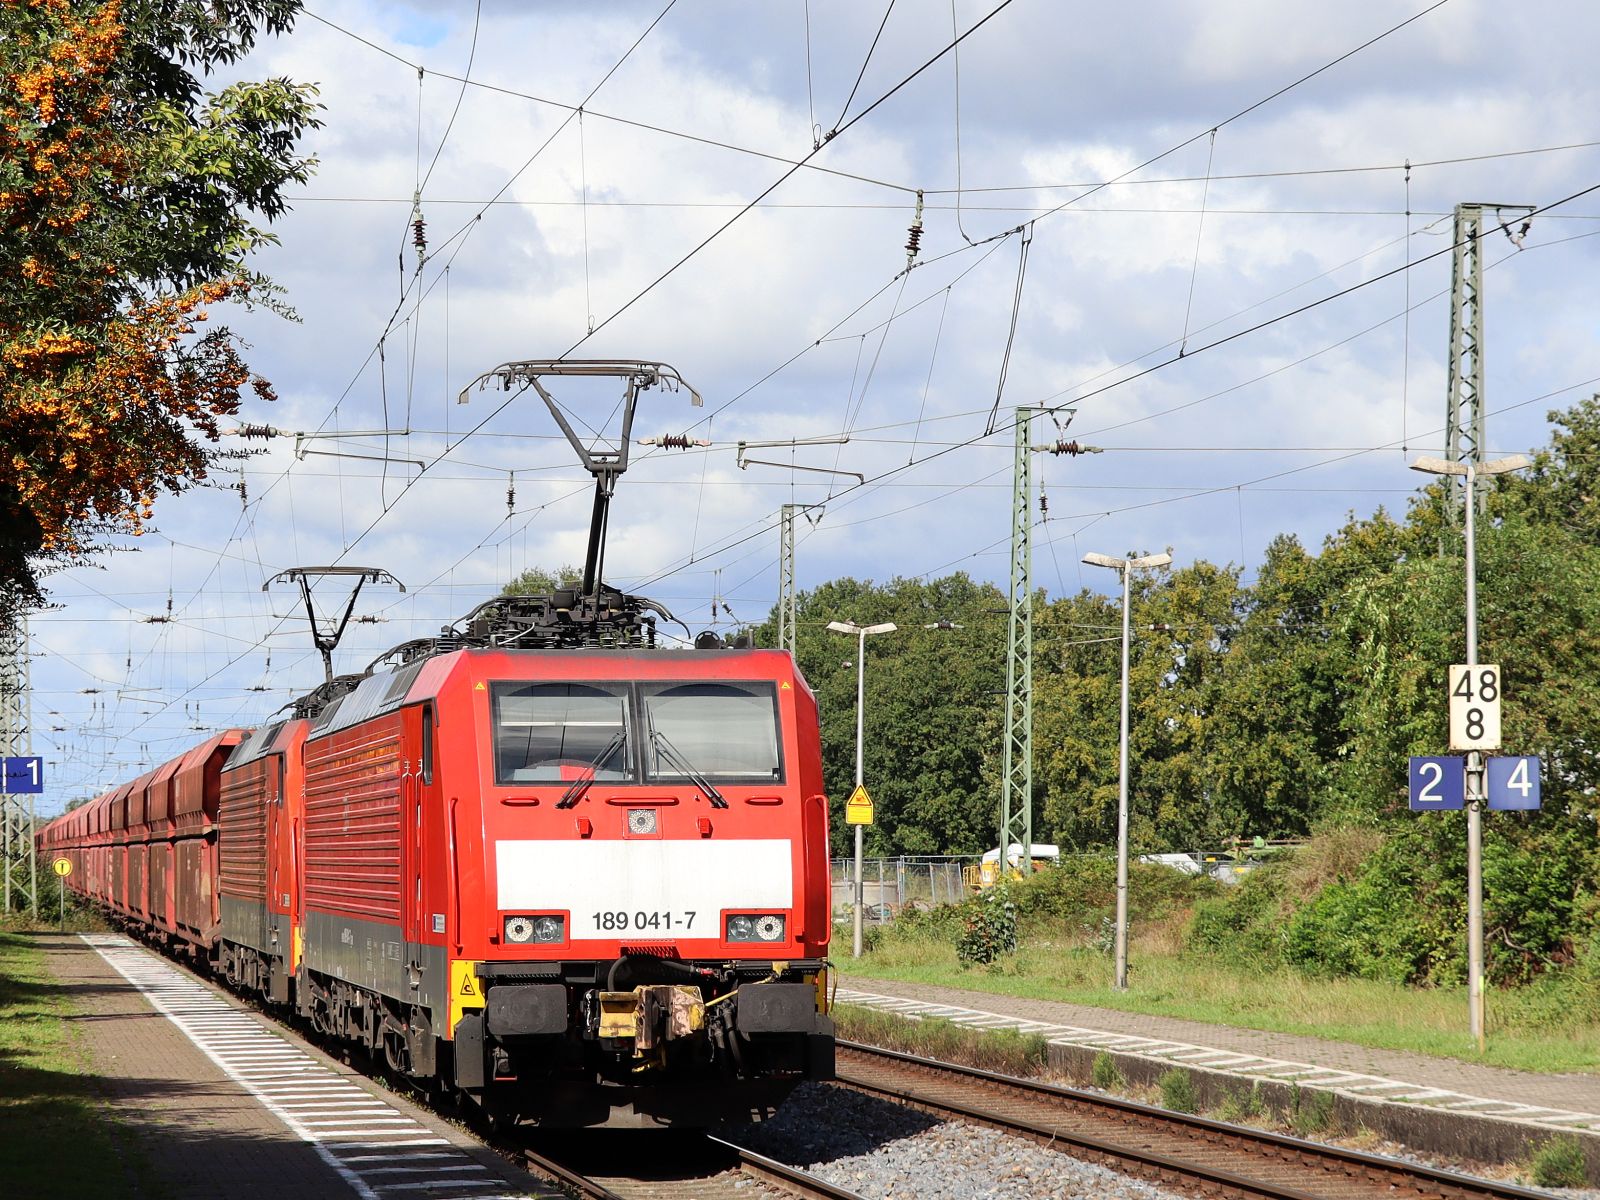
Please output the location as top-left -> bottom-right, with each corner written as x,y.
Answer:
83,935 -> 535,1200
836,986 -> 1600,1135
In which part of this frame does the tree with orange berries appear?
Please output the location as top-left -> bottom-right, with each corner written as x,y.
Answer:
0,0 -> 320,621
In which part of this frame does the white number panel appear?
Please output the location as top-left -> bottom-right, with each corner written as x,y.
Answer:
495,839 -> 794,941
1448,664 -> 1502,751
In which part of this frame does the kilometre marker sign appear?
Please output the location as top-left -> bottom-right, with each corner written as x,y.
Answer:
1448,664 -> 1501,751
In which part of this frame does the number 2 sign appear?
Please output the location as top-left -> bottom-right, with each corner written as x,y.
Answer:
1448,665 -> 1501,751
1409,756 -> 1465,811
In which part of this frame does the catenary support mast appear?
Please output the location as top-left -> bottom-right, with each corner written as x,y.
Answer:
1,615 -> 37,916
1001,408 -> 1034,871
778,504 -> 799,655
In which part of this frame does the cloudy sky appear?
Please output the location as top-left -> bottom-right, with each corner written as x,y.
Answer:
24,0 -> 1600,812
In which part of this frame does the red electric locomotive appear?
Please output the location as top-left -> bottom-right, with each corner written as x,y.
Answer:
39,361 -> 836,1127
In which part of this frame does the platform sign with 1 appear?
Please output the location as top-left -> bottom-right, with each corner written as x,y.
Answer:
1409,755 -> 1465,811
1448,664 -> 1501,751
1,755 -> 43,794
1486,755 -> 1541,811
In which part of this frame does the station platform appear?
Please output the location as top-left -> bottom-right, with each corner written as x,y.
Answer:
43,932 -> 554,1200
838,973 -> 1600,1171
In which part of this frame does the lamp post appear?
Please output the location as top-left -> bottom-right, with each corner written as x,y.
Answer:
1409,452 -> 1529,1044
827,619 -> 898,958
1082,550 -> 1173,991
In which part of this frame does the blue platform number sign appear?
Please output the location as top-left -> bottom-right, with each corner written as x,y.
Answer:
1,756 -> 44,794
1486,755 -> 1541,811
1409,755 -> 1465,811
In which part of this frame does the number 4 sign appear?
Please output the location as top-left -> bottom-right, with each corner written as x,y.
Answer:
1487,755 -> 1541,811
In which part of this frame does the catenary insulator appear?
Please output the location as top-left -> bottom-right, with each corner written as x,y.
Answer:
905,189 -> 925,268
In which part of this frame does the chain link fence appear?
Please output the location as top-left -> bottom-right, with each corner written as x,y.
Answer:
830,855 -> 978,923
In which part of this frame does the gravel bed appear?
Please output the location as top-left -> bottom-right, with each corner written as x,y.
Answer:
728,1083 -> 1191,1200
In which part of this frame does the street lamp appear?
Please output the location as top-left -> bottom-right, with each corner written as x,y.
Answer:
1410,452 -> 1529,1044
1082,550 -> 1173,991
827,619 -> 898,958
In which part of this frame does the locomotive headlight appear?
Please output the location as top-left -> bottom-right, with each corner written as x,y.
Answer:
532,916 -> 564,943
725,914 -> 785,942
753,915 -> 785,942
505,915 -> 536,943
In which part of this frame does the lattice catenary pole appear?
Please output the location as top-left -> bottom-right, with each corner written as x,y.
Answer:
1001,408 -> 1034,871
0,615 -> 36,916
778,504 -> 799,656
1446,202 -> 1531,517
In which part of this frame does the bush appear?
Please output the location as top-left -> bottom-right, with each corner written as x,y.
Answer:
1289,1084 -> 1337,1136
1529,1136 -> 1587,1188
1158,1068 -> 1197,1113
1215,1083 -> 1266,1124
1281,831 -> 1459,985
1010,857 -> 1218,931
1091,1051 -> 1124,1091
956,887 -> 1018,966
832,1006 -> 1047,1077
1186,867 -> 1286,968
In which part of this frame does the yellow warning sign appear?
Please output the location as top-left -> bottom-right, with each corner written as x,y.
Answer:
473,681 -> 486,691
449,960 -> 485,1031
52,857 -> 72,877
844,785 -> 874,826
781,681 -> 792,689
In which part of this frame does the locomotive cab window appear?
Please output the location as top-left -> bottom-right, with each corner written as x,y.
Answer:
641,681 -> 783,783
492,682 -> 631,784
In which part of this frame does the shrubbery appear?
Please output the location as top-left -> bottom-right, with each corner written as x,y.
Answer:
956,886 -> 1018,965
1185,822 -> 1600,991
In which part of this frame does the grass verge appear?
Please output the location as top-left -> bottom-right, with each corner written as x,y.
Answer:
847,926 -> 1600,1074
833,1002 -> 1048,1077
0,923 -> 143,1196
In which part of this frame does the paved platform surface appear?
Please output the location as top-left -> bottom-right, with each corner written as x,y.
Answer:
838,974 -> 1600,1134
45,932 -> 555,1199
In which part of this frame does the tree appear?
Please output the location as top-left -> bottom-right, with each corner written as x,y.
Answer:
503,565 -> 584,596
0,0 -> 320,621
762,573 -> 1007,857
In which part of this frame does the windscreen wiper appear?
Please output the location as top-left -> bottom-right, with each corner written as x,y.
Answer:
649,729 -> 728,809
555,730 -> 627,809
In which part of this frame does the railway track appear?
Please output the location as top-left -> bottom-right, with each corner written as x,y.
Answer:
519,1132 -> 869,1200
834,1041 -> 1555,1200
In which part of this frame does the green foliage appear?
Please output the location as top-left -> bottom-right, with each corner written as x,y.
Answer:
1214,1082 -> 1266,1124
1009,857 -> 1220,936
956,886 -> 1017,966
1529,1136 -> 1587,1188
503,565 -> 584,596
773,573 -> 1008,857
1289,1084 -> 1337,1136
832,1005 -> 1047,1077
1158,1068 -> 1197,1113
774,397 -> 1600,995
1091,1051 -> 1124,1090
1281,828 -> 1460,985
1187,868 -> 1286,968
0,0 -> 320,617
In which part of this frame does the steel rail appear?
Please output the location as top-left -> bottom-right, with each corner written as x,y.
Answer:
836,1040 -> 1554,1200
715,1138 -> 872,1200
519,1133 -> 869,1200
